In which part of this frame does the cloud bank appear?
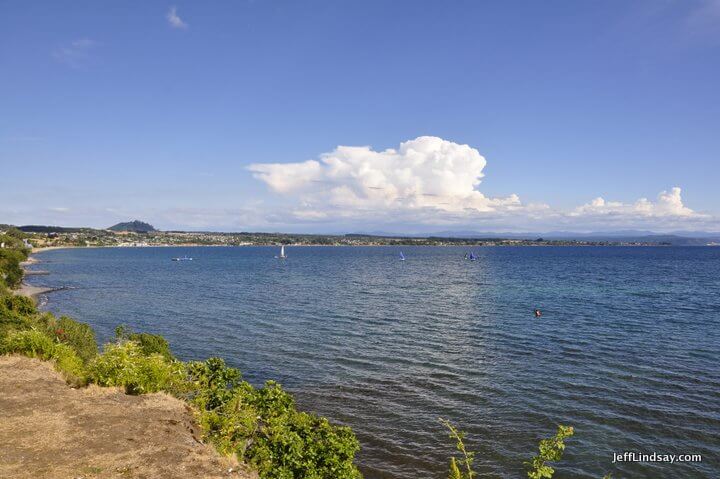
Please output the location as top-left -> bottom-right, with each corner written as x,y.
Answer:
249,136 -> 712,231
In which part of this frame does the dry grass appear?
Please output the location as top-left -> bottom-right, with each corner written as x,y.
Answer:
0,355 -> 256,479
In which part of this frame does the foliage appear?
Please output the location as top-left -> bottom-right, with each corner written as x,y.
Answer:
0,247 -> 27,289
440,418 -> 476,479
46,315 -> 98,363
0,329 -> 87,385
88,340 -> 185,395
185,357 -> 242,408
0,228 -> 27,240
187,358 -> 362,479
0,294 -> 36,340
525,425 -> 574,479
246,381 -> 361,479
51,343 -> 87,386
1,329 -> 56,359
1,293 -> 36,316
115,325 -> 174,360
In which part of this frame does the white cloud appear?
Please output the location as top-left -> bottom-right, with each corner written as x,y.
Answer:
53,38 -> 97,69
248,136 -> 716,231
572,187 -> 700,218
250,136 -> 528,222
167,6 -> 188,29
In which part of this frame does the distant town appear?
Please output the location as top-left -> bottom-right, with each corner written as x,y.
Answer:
0,220 -> 698,249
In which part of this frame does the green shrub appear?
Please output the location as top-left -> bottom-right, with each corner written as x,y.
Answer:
54,316 -> 98,363
245,381 -> 361,479
0,249 -> 36,340
0,295 -> 34,341
0,329 -> 86,384
186,357 -> 242,408
88,341 -> 185,394
52,343 -> 88,386
0,248 -> 26,289
195,385 -> 259,457
186,357 -> 361,479
1,329 -> 56,359
1,294 -> 36,316
115,325 -> 174,360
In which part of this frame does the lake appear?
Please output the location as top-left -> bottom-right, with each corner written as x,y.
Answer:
26,246 -> 720,478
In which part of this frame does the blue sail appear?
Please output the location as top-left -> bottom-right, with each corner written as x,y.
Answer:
399,251 -> 405,260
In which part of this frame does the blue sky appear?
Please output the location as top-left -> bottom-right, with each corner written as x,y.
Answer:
1,1 -> 719,233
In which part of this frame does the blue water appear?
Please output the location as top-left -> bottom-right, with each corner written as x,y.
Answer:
26,246 -> 720,478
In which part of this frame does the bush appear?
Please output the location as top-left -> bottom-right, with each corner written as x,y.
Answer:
52,343 -> 87,386
0,329 -> 87,385
0,295 -> 35,341
115,325 -> 174,360
1,329 -> 56,359
245,381 -> 362,479
1,294 -> 36,316
0,248 -> 27,289
54,316 -> 98,363
186,357 -> 242,408
88,341 -> 185,395
187,358 -> 256,456
186,357 -> 362,479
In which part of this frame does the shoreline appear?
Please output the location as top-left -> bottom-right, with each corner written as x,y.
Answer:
15,283 -> 61,300
26,242 -> 678,250
15,246 -> 76,301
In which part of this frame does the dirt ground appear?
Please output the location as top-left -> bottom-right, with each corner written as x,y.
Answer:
0,356 -> 255,479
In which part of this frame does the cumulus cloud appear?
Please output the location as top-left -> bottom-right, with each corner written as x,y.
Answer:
247,136 -> 715,231
572,187 -> 700,218
249,136 -> 528,222
167,6 -> 188,29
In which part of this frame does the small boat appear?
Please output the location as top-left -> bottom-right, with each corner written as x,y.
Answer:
172,255 -> 193,261
399,251 -> 405,261
469,252 -> 477,261
275,245 -> 287,259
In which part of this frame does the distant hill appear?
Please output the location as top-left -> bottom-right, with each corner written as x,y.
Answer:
108,220 -> 156,233
17,225 -> 94,233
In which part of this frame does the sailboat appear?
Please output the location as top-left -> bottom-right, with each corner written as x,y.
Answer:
275,245 -> 287,259
399,251 -> 405,261
469,252 -> 477,261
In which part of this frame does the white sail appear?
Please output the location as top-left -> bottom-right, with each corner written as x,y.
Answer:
280,245 -> 285,257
